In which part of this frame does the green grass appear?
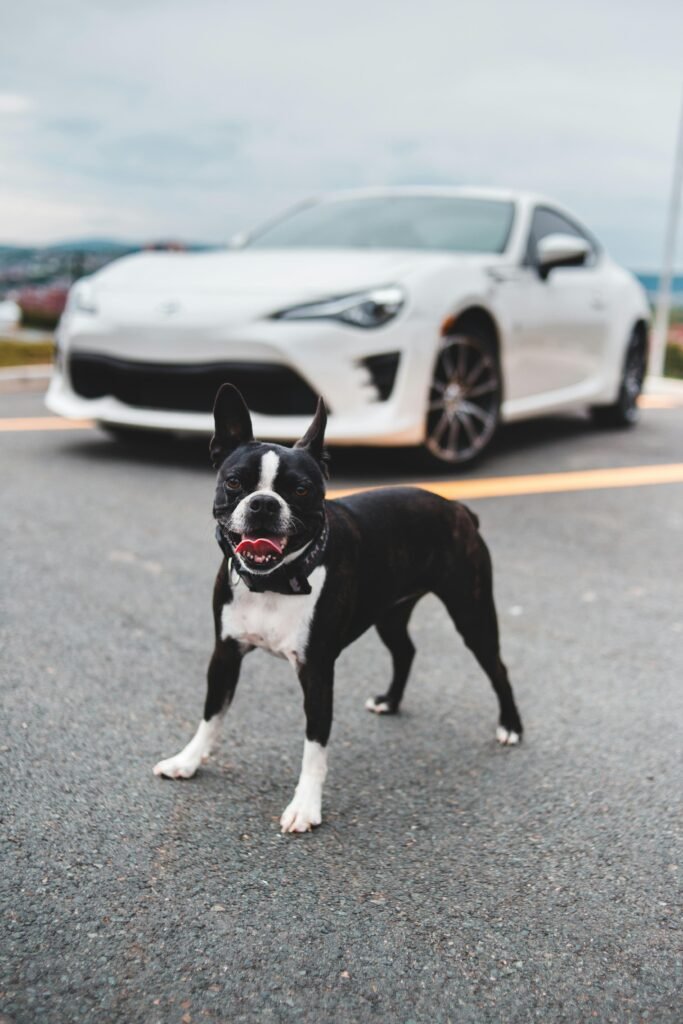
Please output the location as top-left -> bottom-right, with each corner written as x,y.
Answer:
0,338 -> 55,367
664,341 -> 683,379
21,312 -> 61,330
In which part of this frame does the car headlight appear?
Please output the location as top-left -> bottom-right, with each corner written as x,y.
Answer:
66,278 -> 98,315
273,285 -> 405,329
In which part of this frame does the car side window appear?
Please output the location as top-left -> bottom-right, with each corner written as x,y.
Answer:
524,206 -> 598,268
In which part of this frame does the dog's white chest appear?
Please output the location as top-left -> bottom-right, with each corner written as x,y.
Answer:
220,566 -> 326,666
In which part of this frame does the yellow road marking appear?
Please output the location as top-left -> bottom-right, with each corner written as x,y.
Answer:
1,418 -> 682,502
328,464 -> 683,501
0,416 -> 94,432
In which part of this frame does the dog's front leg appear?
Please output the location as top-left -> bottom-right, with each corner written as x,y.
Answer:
153,638 -> 243,780
280,660 -> 334,833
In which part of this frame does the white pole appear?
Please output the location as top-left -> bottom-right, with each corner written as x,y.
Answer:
650,87 -> 683,379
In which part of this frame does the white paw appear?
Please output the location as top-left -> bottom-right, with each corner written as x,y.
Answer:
496,725 -> 521,746
153,752 -> 202,779
280,795 -> 322,833
365,697 -> 392,714
154,720 -> 218,779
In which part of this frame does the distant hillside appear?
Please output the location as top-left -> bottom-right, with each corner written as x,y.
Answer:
0,239 -> 216,297
0,240 -> 130,255
0,238 -> 212,255
47,238 -> 136,254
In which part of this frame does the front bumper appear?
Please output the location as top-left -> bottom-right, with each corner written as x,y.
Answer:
46,313 -> 435,446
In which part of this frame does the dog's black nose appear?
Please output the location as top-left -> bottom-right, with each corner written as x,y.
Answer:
249,494 -> 280,515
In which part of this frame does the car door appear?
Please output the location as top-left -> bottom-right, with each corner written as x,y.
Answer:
503,206 -> 611,403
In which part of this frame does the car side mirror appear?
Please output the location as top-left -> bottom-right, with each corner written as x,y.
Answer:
536,233 -> 591,279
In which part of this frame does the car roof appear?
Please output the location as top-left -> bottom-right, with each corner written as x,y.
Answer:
311,186 -> 550,207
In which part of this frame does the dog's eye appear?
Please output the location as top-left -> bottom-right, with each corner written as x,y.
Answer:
225,476 -> 241,491
294,483 -> 309,497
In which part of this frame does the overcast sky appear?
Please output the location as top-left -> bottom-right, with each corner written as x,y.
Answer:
1,0 -> 681,267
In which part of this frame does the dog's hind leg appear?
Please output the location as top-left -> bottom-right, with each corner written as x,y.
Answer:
438,540 -> 523,744
153,638 -> 244,779
365,596 -> 419,715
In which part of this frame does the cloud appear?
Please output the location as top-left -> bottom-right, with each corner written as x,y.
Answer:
42,116 -> 101,138
0,0 -> 681,264
0,92 -> 34,115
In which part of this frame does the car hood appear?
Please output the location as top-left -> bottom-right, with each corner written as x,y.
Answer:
91,248 -> 496,304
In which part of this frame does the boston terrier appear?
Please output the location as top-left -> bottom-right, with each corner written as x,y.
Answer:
154,384 -> 523,832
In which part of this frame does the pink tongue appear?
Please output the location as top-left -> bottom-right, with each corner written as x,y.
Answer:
235,537 -> 283,557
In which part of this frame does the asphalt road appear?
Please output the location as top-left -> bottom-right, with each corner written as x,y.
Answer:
2,390 -> 682,1024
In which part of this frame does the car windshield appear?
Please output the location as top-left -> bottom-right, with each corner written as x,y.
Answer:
246,196 -> 515,254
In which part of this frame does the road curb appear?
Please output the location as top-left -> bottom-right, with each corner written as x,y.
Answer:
645,374 -> 683,395
0,364 -> 52,393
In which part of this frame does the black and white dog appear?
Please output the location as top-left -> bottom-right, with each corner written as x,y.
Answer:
154,384 -> 523,832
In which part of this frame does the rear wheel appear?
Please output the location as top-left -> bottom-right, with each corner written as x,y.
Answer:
422,332 -> 501,468
591,329 -> 646,428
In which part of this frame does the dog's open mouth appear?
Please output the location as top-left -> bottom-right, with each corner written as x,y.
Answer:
233,534 -> 287,568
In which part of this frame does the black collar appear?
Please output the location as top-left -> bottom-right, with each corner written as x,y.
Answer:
215,516 -> 329,595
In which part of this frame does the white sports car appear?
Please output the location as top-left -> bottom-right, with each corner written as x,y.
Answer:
47,187 -> 650,466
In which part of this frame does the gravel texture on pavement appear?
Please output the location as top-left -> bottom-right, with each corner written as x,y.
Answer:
1,392 -> 681,1023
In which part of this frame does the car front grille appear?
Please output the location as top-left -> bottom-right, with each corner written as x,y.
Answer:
68,352 -> 321,416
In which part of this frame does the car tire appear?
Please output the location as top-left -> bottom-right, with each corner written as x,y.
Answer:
421,332 -> 501,469
590,328 -> 646,429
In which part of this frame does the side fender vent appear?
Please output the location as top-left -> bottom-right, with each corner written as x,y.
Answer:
360,352 -> 401,401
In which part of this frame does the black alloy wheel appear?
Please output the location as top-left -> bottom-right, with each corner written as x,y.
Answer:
424,333 -> 501,467
591,329 -> 646,428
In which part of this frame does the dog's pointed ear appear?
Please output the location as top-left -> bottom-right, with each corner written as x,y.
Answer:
210,384 -> 254,468
294,397 -> 328,473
